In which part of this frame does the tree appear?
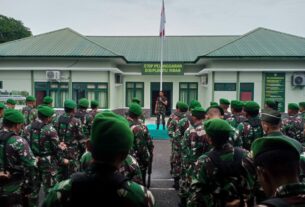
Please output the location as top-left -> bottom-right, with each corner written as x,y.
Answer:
0,14 -> 32,43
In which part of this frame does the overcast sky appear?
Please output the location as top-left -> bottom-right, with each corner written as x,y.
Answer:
1,0 -> 305,37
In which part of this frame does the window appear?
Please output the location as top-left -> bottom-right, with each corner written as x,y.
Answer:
0,81 -> 2,89
240,83 -> 254,101
73,83 -> 108,109
214,83 -> 236,91
126,82 -> 144,106
179,82 -> 198,105
35,82 -> 68,108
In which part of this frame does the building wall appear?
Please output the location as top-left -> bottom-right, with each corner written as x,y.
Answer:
285,72 -> 305,110
0,70 -> 32,94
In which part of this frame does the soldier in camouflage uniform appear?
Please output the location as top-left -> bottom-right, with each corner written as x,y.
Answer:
0,109 -> 37,206
180,107 -> 210,206
168,101 -> 188,189
237,101 -> 263,150
53,99 -> 84,181
281,103 -> 305,145
227,100 -> 247,128
43,111 -> 155,207
154,91 -> 168,130
252,135 -> 305,206
0,102 -> 4,130
22,96 -> 38,126
6,98 -> 16,109
23,105 -> 69,194
75,98 -> 93,154
219,98 -> 232,120
127,103 -> 154,186
88,100 -> 99,120
188,119 -> 250,207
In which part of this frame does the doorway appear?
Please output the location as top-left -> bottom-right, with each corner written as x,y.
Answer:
151,82 -> 173,116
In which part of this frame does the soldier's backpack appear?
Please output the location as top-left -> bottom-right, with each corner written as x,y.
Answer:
207,147 -> 247,207
29,121 -> 45,156
69,171 -> 129,206
0,131 -> 15,172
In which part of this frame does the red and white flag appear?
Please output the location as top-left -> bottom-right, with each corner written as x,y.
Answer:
159,0 -> 166,37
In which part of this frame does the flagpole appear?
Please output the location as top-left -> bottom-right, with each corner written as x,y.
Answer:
160,35 -> 164,91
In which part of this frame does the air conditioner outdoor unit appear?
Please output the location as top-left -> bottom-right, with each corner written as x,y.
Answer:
200,75 -> 208,85
46,71 -> 61,81
115,73 -> 123,84
292,74 -> 305,86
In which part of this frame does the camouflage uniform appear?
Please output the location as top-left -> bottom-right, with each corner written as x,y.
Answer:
43,163 -> 155,207
22,106 -> 38,126
0,128 -> 37,206
224,111 -> 232,120
259,183 -> 305,206
237,116 -> 263,150
128,117 -> 154,185
180,121 -> 210,203
188,143 -> 250,207
299,111 -> 305,121
75,108 -> 93,155
53,113 -> 84,181
23,119 -> 65,193
88,108 -> 98,120
173,116 -> 189,179
155,96 -> 167,128
0,117 -> 3,130
119,154 -> 143,185
281,115 -> 305,145
168,112 -> 187,177
227,113 -> 247,129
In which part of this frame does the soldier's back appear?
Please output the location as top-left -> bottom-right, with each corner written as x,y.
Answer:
281,115 -> 305,144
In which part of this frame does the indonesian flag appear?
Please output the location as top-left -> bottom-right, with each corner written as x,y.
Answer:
159,0 -> 166,37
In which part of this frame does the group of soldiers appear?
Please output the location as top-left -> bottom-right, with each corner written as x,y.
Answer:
167,98 -> 305,206
0,96 -> 155,206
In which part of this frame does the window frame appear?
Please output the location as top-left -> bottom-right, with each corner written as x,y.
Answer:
240,82 -> 254,101
214,83 -> 237,91
125,82 -> 144,107
179,82 -> 198,105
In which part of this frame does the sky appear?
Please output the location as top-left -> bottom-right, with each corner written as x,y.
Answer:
1,0 -> 305,37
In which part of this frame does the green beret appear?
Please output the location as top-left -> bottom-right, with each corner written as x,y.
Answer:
299,102 -> 305,108
179,102 -> 189,112
261,109 -> 281,124
129,103 -> 142,116
189,100 -> 202,111
64,99 -> 76,109
132,97 -> 141,105
91,100 -> 99,108
26,96 -> 36,102
251,137 -> 300,160
3,109 -> 24,124
244,101 -> 260,112
204,118 -> 233,138
191,107 -> 205,119
265,100 -> 278,110
90,112 -> 133,155
6,99 -> 16,105
0,102 -> 5,109
231,100 -> 243,110
207,105 -> 225,116
38,105 -> 54,117
79,98 -> 89,108
210,102 -> 219,107
43,96 -> 53,104
288,103 -> 299,111
219,98 -> 230,105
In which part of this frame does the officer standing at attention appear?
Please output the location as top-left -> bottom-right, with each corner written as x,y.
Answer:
252,137 -> 305,206
43,111 -> 155,207
154,91 -> 168,130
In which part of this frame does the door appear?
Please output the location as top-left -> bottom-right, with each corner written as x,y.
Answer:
151,82 -> 172,116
